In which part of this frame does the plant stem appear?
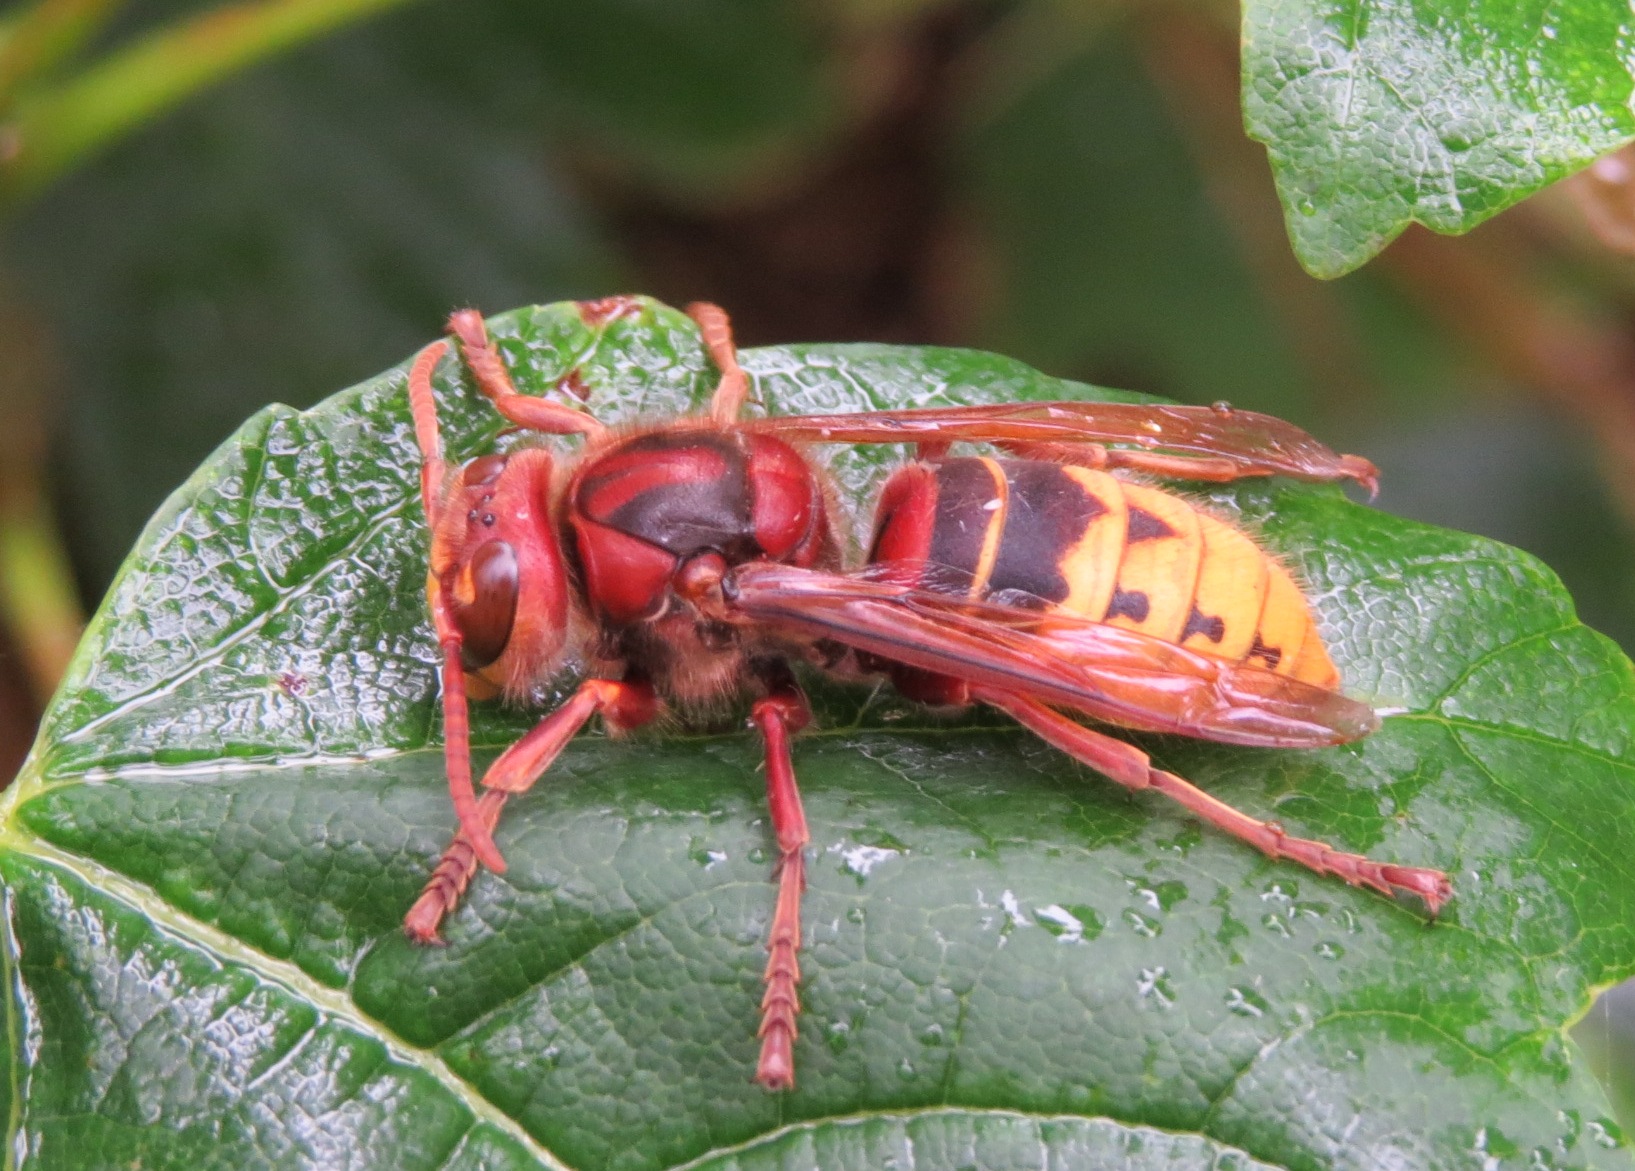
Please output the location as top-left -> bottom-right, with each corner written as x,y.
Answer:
0,485 -> 79,707
0,0 -> 418,208
0,0 -> 127,112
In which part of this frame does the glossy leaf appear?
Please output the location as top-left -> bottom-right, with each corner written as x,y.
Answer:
4,297 -> 1634,1169
1243,0 -> 1635,276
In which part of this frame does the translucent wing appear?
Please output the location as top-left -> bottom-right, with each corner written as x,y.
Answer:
747,402 -> 1376,489
728,563 -> 1378,748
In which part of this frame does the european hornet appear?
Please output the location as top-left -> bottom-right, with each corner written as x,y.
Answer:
402,298 -> 1451,1091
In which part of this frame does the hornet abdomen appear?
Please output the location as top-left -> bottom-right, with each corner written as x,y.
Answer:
868,456 -> 1338,688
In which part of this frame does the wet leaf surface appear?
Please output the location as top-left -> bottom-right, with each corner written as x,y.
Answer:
4,298 -> 1634,1169
1244,0 -> 1635,276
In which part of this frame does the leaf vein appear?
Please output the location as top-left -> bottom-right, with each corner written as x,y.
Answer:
7,839 -> 570,1169
664,1105 -> 1291,1171
58,495 -> 418,749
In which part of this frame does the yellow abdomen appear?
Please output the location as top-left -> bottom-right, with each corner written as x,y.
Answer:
888,456 -> 1339,689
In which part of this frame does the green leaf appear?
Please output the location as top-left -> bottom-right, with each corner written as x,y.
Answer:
5,296 -> 1635,1168
1243,0 -> 1635,277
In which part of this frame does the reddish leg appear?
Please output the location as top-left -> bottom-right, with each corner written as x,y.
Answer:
446,309 -> 605,437
408,335 -> 505,872
407,340 -> 452,521
435,632 -> 499,873
976,687 -> 1451,913
748,683 -> 812,1090
687,301 -> 750,424
404,677 -> 659,943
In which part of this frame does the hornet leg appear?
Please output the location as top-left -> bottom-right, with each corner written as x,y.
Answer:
977,687 -> 1451,913
747,674 -> 812,1090
405,677 -> 658,942
446,309 -> 606,437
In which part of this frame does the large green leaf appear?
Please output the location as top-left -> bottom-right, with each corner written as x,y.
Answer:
1243,0 -> 1635,277
4,297 -> 1634,1169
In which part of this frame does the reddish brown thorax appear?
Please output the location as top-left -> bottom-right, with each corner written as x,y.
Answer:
566,428 -> 829,628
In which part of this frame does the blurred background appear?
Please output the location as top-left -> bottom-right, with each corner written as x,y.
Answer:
2,0 -> 1635,1124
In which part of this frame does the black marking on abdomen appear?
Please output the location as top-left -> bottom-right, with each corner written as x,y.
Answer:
984,461 -> 1105,605
1106,588 -> 1150,623
1126,507 -> 1176,542
927,459 -> 1002,591
1248,636 -> 1282,669
1182,606 -> 1226,644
